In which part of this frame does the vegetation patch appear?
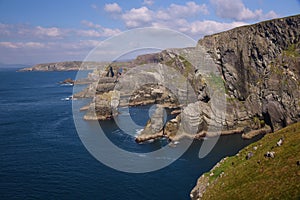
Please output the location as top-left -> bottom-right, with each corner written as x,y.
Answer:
284,43 -> 300,58
201,122 -> 300,200
207,73 -> 225,90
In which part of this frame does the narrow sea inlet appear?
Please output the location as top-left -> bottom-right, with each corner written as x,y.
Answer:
0,67 -> 262,199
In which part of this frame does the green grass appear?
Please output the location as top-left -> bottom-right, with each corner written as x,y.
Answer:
178,55 -> 194,77
164,59 -> 175,69
164,55 -> 194,78
202,122 -> 300,200
270,62 -> 284,76
226,97 -> 237,102
206,73 -> 226,94
252,116 -> 265,128
284,43 -> 300,58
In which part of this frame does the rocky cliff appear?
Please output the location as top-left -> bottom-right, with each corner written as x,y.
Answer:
198,14 -> 300,133
135,15 -> 299,142
77,15 -> 299,143
189,14 -> 300,200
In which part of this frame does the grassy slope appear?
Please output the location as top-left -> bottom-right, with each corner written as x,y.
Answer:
202,122 -> 300,200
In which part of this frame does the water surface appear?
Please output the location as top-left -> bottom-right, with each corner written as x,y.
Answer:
0,68 -> 263,199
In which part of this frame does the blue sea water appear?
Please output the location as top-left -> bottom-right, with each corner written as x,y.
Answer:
0,67 -> 263,200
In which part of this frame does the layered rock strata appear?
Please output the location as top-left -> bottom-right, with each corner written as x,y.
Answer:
76,15 -> 299,143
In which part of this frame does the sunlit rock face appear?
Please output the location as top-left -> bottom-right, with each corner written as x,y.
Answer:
79,15 -> 300,143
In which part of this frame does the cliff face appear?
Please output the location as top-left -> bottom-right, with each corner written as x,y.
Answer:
198,15 -> 300,132
78,15 -> 300,143
136,15 -> 300,142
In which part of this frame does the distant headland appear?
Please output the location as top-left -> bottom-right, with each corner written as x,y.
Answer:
18,61 -> 108,72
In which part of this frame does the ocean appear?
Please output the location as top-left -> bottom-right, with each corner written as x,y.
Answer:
0,67 -> 263,199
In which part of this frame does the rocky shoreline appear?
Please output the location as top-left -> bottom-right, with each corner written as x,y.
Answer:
73,15 -> 299,145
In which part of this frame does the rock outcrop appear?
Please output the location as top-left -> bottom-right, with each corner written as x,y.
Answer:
135,106 -> 166,143
59,78 -> 74,85
78,63 -> 190,121
198,15 -> 300,132
77,15 -> 300,143
135,15 -> 300,142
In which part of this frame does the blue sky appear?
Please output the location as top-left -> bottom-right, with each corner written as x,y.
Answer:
0,0 -> 299,64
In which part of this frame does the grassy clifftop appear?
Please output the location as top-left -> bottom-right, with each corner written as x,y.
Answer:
191,122 -> 300,199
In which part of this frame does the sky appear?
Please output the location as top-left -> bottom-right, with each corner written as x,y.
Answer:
0,0 -> 299,65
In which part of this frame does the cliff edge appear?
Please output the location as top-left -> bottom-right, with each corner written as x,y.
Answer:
77,15 -> 300,143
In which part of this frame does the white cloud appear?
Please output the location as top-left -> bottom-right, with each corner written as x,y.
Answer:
119,1 -> 245,37
188,20 -> 247,35
59,40 -> 100,49
122,7 -> 153,28
167,1 -> 209,17
81,20 -> 102,29
79,40 -> 100,48
142,0 -> 154,6
121,2 -> 209,28
104,3 -> 122,13
152,19 -> 247,37
102,28 -> 121,37
76,28 -> 121,38
155,1 -> 209,20
0,23 -> 11,36
79,20 -> 121,37
0,42 -> 19,49
77,30 -> 102,37
0,41 -> 45,49
0,22 -> 121,41
210,0 -> 278,21
3,24 -> 66,39
24,42 -> 46,48
35,26 -> 63,37
263,10 -> 278,19
156,10 -> 171,20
